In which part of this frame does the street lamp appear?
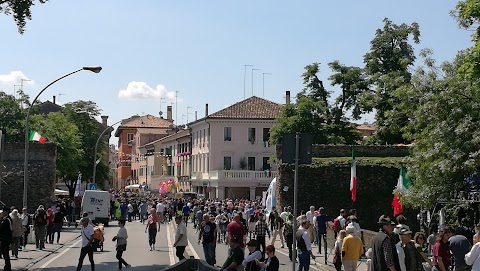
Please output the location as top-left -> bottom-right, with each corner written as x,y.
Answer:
23,66 -> 102,209
93,119 -> 122,184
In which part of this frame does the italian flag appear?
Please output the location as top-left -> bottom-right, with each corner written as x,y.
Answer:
29,130 -> 46,144
392,165 -> 412,216
350,146 -> 356,202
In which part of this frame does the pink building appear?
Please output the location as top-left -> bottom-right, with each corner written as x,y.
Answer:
189,96 -> 283,200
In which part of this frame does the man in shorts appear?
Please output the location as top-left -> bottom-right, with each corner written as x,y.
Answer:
156,201 -> 165,223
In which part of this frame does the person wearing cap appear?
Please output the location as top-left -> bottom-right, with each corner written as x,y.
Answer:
198,213 -> 217,266
342,225 -> 363,271
243,239 -> 262,271
395,225 -> 422,271
220,236 -> 244,271
371,215 -> 400,271
296,216 -> 316,271
75,217 -> 95,271
173,215 -> 188,261
0,207 -> 12,271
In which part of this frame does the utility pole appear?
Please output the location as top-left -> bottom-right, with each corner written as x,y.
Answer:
243,65 -> 253,99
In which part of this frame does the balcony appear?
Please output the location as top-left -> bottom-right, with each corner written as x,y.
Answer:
191,170 -> 276,180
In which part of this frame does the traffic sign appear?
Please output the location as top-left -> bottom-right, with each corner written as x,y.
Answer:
88,183 -> 97,190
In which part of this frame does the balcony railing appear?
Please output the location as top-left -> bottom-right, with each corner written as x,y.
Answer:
191,170 -> 276,180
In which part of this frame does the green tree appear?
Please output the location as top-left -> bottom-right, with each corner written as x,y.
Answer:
401,51 -> 480,207
362,18 -> 420,144
30,112 -> 83,182
0,91 -> 26,142
62,101 -> 108,187
0,0 -> 49,34
271,63 -> 360,145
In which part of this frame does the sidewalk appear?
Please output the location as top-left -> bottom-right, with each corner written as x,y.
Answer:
0,226 -> 81,271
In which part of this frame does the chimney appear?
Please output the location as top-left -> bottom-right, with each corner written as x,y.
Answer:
195,111 -> 198,121
167,106 -> 173,121
101,115 -> 108,126
205,103 -> 209,117
53,95 -> 56,104
286,91 -> 291,105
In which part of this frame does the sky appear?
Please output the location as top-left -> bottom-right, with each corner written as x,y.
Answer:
0,0 -> 473,146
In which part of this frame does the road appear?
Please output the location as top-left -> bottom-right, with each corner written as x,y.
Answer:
18,219 -> 367,271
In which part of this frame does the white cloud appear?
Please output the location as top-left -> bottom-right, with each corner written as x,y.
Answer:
118,81 -> 176,101
0,71 -> 34,86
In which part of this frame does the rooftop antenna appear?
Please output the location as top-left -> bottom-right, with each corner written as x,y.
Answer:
58,93 -> 66,104
186,106 -> 193,124
159,97 -> 165,118
175,90 -> 179,124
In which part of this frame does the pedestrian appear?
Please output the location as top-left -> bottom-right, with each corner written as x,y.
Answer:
296,216 -> 316,271
120,201 -> 127,220
145,208 -> 159,251
315,207 -> 329,254
396,225 -> 422,271
448,229 -> 469,271
127,202 -> 134,222
342,226 -> 363,271
46,208 -> 55,244
413,232 -> 432,268
0,207 -> 12,271
283,214 -> 294,261
33,205 -> 47,250
20,208 -> 30,249
174,215 -> 188,261
465,241 -> 480,270
254,212 -> 270,258
198,214 -> 217,266
112,219 -> 130,270
333,230 -> 346,271
242,239 -> 262,271
182,203 -> 191,227
305,206 -> 316,243
433,226 -> 453,271
227,214 -> 247,248
139,201 -> 147,224
371,215 -> 400,271
76,217 -> 95,271
256,245 -> 279,271
53,206 -> 65,244
333,209 -> 346,239
10,209 -> 23,258
270,212 -> 285,248
220,235 -> 244,271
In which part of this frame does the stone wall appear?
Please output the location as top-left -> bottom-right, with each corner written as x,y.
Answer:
1,142 -> 56,213
276,144 -> 418,231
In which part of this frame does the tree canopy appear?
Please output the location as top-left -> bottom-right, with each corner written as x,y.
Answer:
0,0 -> 48,34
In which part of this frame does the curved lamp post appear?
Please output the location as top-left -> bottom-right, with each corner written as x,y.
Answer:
92,119 -> 122,184
23,66 -> 102,209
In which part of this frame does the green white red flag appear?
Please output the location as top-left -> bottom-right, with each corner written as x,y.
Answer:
392,165 -> 412,216
29,130 -> 46,144
350,146 -> 356,202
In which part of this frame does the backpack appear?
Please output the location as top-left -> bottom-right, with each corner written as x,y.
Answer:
333,217 -> 341,233
35,210 -> 46,225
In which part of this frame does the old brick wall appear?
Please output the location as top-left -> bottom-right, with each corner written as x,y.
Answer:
276,145 -> 418,232
1,142 -> 56,213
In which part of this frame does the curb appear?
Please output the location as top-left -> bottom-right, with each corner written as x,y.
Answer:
21,233 -> 81,271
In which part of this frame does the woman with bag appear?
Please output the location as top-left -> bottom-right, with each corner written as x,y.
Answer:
145,208 -> 159,251
112,219 -> 130,270
333,230 -> 347,271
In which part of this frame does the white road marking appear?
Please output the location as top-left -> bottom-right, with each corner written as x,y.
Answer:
166,222 -> 176,265
36,239 -> 81,271
187,239 -> 200,259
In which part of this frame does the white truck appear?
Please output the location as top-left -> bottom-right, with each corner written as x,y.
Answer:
81,190 -> 111,226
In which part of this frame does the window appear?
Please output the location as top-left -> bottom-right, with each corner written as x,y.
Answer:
248,128 -> 256,142
263,128 -> 270,142
224,127 -> 232,141
224,157 -> 232,170
247,157 -> 255,171
263,157 -> 270,170
127,133 -> 134,144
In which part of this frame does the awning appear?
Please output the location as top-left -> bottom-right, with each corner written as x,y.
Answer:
54,189 -> 69,196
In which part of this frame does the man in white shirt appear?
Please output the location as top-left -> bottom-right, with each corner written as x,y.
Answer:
76,218 -> 95,271
296,217 -> 315,271
156,202 -> 165,223
336,209 -> 346,229
465,242 -> 480,270
174,215 -> 188,261
305,206 -> 315,243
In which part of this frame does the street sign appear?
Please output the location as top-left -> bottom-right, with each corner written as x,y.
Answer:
88,183 -> 97,190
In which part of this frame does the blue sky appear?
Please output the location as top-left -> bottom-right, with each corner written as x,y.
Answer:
0,0 -> 472,145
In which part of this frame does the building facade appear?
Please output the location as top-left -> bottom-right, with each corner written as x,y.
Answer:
189,96 -> 283,200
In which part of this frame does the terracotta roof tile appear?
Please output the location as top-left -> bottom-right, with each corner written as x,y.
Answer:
208,96 -> 282,119
119,115 -> 172,128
